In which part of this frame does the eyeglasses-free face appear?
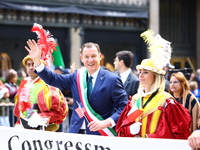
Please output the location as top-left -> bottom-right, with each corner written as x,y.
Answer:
139,69 -> 155,88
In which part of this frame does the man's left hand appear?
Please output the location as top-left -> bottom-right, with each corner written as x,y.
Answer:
88,119 -> 111,131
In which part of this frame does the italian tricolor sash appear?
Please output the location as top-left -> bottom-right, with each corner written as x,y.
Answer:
76,68 -> 117,136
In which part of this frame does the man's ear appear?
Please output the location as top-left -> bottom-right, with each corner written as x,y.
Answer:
99,53 -> 102,60
119,60 -> 124,66
80,54 -> 83,63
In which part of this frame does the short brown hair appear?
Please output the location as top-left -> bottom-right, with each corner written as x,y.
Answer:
116,50 -> 134,68
80,42 -> 101,54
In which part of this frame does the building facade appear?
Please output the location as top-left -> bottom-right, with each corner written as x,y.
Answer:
0,0 -> 148,75
160,0 -> 197,71
0,0 -> 198,78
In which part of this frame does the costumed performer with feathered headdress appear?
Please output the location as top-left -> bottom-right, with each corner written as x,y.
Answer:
13,23 -> 68,131
116,29 -> 192,139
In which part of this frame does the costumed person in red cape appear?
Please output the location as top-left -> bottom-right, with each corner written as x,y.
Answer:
116,29 -> 192,139
13,23 -> 68,131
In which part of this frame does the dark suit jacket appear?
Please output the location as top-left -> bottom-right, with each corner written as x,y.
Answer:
124,72 -> 139,97
36,66 -> 128,135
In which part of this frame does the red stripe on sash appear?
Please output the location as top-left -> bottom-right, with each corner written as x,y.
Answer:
76,69 -> 109,136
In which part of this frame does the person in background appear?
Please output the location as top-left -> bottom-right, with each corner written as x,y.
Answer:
0,87 -> 12,127
4,69 -> 19,103
13,55 -> 68,131
0,81 -> 6,89
25,40 -> 128,135
114,50 -> 139,97
169,72 -> 200,132
4,69 -> 19,127
116,29 -> 191,139
190,81 -> 200,101
163,62 -> 175,92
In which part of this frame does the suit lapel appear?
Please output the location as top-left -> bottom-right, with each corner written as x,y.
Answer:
124,72 -> 131,88
90,67 -> 105,99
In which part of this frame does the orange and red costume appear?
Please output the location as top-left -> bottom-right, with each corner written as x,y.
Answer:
14,76 -> 68,131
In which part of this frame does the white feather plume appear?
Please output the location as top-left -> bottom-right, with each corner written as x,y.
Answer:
140,29 -> 172,70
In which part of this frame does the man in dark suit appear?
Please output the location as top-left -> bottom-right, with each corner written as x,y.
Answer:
114,50 -> 139,97
25,40 -> 128,136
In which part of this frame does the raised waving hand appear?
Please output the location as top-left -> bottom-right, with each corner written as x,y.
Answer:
25,39 -> 42,67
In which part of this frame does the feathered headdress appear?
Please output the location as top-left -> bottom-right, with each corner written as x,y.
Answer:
136,29 -> 172,75
31,23 -> 57,67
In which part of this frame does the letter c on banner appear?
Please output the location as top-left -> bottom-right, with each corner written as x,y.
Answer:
8,135 -> 19,150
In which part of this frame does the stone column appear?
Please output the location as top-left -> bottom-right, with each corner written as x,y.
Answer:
149,0 -> 159,34
148,0 -> 159,58
196,1 -> 200,69
70,27 -> 82,69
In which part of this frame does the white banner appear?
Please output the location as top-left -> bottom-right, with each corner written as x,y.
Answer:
0,126 -> 192,150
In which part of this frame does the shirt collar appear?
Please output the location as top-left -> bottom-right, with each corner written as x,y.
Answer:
120,68 -> 131,84
87,67 -> 100,86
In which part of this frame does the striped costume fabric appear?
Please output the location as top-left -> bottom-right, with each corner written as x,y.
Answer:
181,93 -> 200,132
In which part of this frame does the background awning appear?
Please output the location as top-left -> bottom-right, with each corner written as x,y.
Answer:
0,1 -> 148,18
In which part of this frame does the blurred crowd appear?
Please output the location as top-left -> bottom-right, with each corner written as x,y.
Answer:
1,52 -> 200,131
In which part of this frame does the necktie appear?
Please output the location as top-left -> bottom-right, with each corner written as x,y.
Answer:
87,76 -> 93,98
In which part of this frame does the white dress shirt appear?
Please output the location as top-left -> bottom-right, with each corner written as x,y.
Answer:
120,68 -> 131,84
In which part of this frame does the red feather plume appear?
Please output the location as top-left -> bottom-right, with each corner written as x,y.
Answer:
31,23 -> 57,67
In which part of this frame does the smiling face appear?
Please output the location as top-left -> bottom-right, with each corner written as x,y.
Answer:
139,69 -> 155,92
80,45 -> 102,75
